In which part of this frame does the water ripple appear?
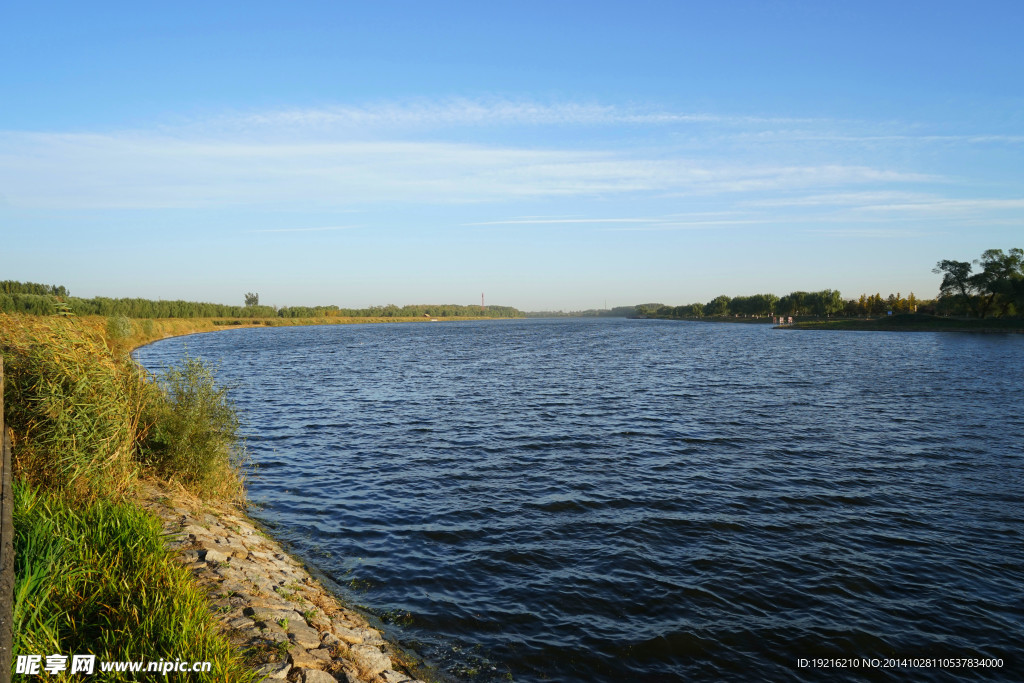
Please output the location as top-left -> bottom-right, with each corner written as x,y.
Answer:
135,319 -> 1024,682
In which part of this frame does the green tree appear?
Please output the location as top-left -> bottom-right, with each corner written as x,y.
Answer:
974,248 -> 1024,317
244,292 -> 259,307
706,295 -> 731,316
933,259 -> 979,316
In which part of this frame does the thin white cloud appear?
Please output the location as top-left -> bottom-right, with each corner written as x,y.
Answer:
250,225 -> 360,233
466,217 -> 664,226
216,98 -> 828,133
804,228 -> 942,238
0,131 -> 930,209
853,198 -> 1024,213
745,191 -> 936,208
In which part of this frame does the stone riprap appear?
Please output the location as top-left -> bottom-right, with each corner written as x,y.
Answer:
140,485 -> 426,683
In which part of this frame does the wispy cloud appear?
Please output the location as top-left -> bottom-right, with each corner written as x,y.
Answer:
0,131 -> 930,209
466,217 -> 665,226
215,98 -> 829,133
250,225 -> 360,233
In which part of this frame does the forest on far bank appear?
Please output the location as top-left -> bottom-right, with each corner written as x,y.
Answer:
636,248 -> 1024,321
0,283 -> 523,320
3,248 -> 1020,322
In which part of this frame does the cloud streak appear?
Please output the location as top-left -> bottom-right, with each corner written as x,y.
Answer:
0,130 -> 932,210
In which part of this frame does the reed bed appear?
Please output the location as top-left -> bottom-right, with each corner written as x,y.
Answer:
0,313 -> 253,679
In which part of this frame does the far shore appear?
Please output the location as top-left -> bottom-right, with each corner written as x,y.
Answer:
632,313 -> 1024,333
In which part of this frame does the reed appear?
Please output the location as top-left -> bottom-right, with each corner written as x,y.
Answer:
1,313 -> 253,679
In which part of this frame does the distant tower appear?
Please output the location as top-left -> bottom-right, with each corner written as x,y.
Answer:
481,292 -> 485,311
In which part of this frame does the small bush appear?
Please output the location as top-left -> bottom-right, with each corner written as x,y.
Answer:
142,356 -> 245,499
106,314 -> 134,340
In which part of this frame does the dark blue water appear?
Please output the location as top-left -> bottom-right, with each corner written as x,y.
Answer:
134,318 -> 1024,681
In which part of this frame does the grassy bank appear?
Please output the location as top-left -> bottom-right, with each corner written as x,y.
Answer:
784,314 -> 1024,332
1,313 -> 257,679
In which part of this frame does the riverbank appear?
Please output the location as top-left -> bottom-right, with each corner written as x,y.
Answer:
632,313 -> 1024,333
139,482 -> 427,683
781,314 -> 1024,333
1,312 -> 451,681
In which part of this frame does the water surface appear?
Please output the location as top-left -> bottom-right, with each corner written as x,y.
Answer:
135,319 -> 1024,681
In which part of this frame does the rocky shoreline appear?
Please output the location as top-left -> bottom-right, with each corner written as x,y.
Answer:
140,483 -> 426,683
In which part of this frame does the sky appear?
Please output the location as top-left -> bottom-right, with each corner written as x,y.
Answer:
1,1 -> 1022,311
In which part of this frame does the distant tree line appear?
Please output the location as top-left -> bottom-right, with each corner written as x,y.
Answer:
276,303 -> 523,319
636,290 -> 848,319
636,248 -> 1023,321
1,280 -> 69,297
525,306 -> 637,318
635,290 -> 940,320
0,283 -> 524,320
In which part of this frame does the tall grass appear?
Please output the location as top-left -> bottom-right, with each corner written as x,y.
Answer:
1,315 -> 146,498
0,313 -> 246,498
12,480 -> 257,681
1,313 -> 253,679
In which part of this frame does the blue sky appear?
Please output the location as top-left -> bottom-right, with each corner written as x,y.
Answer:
2,1 -> 1022,310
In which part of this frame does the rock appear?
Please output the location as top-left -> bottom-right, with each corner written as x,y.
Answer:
181,524 -> 213,539
349,645 -> 391,678
299,669 -> 338,683
380,671 -> 411,683
227,616 -> 254,630
331,627 -> 364,645
289,647 -> 331,669
203,549 -> 229,564
257,662 -> 291,680
288,620 -> 324,649
179,550 -> 201,563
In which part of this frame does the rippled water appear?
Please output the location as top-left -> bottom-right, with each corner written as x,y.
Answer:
135,318 -> 1024,681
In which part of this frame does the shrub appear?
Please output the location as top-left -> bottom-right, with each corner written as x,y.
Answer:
106,314 -> 134,340
141,356 -> 245,499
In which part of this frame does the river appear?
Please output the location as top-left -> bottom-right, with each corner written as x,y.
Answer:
134,318 -> 1024,681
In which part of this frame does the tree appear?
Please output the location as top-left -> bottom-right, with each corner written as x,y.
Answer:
244,292 -> 259,307
933,259 -> 979,316
706,295 -> 731,316
934,249 -> 1024,318
974,248 -> 1024,317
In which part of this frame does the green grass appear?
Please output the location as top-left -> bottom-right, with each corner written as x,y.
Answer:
12,480 -> 258,681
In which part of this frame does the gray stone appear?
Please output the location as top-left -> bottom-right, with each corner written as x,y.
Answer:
356,628 -> 384,646
331,627 -> 364,645
246,607 -> 301,623
182,524 -> 213,538
227,616 -> 254,630
203,549 -> 229,564
289,647 -> 331,669
380,671 -> 411,683
288,621 -> 324,649
179,550 -> 201,563
349,645 -> 391,678
262,631 -> 290,644
300,669 -> 338,683
257,663 -> 291,680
